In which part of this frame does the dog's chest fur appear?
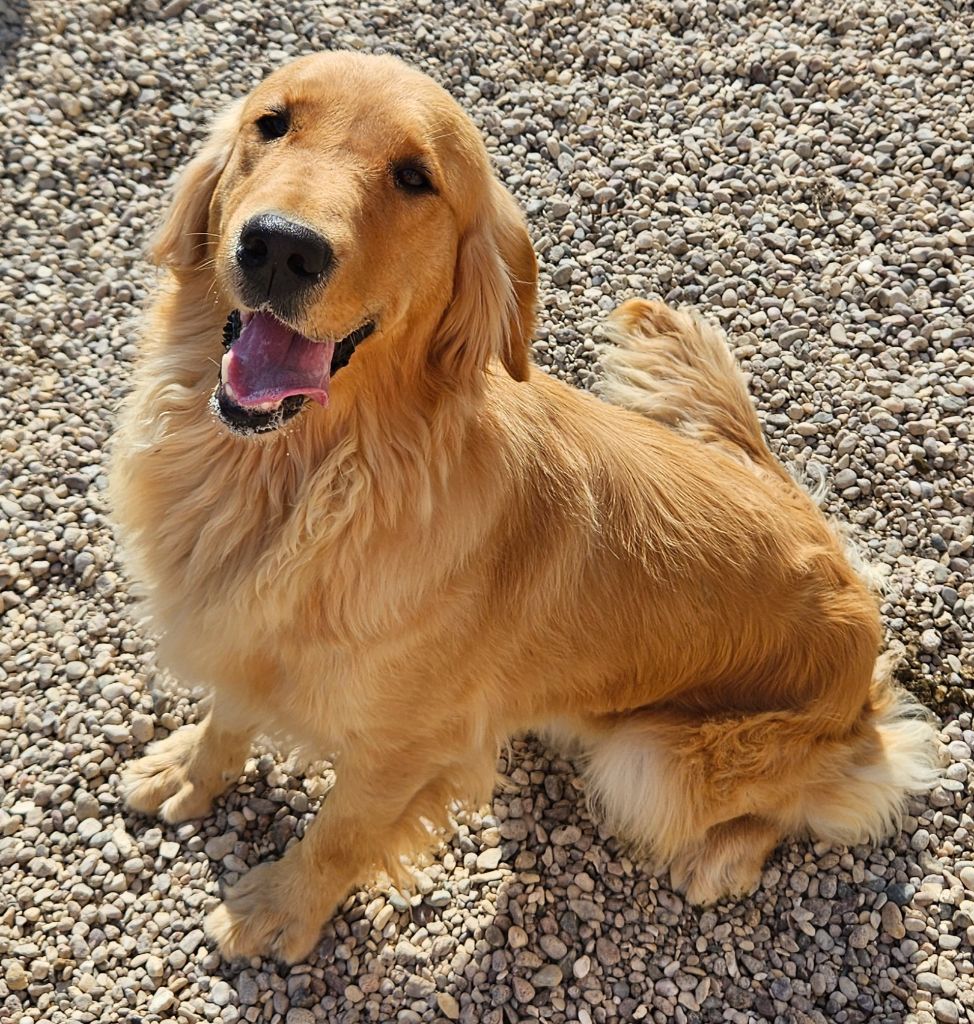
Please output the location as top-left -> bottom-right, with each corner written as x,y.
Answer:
111,335 -> 499,743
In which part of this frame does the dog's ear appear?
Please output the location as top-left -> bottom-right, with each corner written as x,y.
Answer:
432,177 -> 538,384
150,99 -> 244,271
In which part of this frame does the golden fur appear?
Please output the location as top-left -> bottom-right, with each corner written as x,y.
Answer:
111,52 -> 938,963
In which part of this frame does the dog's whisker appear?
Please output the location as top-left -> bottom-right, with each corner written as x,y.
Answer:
426,128 -> 462,142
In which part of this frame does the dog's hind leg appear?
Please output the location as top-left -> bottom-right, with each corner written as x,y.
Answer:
580,709 -> 796,904
597,299 -> 786,478
581,677 -> 937,905
579,710 -> 779,901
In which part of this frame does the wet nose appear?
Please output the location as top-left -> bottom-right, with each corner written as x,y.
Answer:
235,213 -> 333,306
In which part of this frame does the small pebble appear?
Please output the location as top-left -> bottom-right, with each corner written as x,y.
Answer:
533,964 -> 563,988
437,992 -> 460,1020
148,988 -> 175,1014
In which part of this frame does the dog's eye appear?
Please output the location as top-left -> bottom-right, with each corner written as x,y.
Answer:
255,111 -> 290,141
394,162 -> 434,194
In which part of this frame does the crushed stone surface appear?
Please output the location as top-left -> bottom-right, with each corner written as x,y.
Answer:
1,1 -> 973,1023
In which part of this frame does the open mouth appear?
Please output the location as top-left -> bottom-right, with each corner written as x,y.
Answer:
212,310 -> 375,435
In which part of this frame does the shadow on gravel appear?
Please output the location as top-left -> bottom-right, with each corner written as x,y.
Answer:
119,732 -> 929,1023
0,0 -> 28,86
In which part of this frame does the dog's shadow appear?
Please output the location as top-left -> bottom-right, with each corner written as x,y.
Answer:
124,732 -> 924,1022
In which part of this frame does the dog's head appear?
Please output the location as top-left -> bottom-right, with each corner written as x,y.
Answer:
152,52 -> 537,435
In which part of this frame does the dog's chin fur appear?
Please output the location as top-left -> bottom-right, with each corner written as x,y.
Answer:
110,52 -> 939,964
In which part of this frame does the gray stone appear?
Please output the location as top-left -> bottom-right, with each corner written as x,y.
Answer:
933,998 -> 960,1024
178,929 -> 205,956
210,980 -> 232,1006
532,964 -> 563,987
887,882 -> 916,906
539,934 -> 568,959
102,724 -> 131,744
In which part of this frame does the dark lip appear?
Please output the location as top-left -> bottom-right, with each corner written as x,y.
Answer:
211,386 -> 306,436
329,320 -> 375,374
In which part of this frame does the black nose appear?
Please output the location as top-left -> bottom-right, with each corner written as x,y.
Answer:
235,213 -> 333,307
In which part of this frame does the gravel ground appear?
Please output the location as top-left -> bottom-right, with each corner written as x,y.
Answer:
2,1 -> 973,1022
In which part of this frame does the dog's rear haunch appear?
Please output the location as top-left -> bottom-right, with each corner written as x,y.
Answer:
110,52 -> 939,963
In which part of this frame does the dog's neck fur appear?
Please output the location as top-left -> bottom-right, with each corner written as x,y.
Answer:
110,274 -> 501,647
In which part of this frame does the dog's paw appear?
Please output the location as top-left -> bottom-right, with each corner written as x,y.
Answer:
205,859 -> 329,963
668,816 -> 779,906
669,846 -> 762,906
120,724 -> 234,823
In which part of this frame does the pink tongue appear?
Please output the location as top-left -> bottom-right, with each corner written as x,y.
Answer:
224,312 -> 335,407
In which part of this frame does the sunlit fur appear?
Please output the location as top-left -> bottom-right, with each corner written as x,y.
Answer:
111,52 -> 939,964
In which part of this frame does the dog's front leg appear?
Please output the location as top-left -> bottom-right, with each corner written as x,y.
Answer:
204,745 -> 465,963
121,695 -> 255,823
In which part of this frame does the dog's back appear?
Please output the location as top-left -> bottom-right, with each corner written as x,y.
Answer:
570,299 -> 939,902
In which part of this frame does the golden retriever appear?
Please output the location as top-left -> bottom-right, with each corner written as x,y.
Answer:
111,51 -> 938,963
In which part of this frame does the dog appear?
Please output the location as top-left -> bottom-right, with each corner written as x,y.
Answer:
111,51 -> 938,963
